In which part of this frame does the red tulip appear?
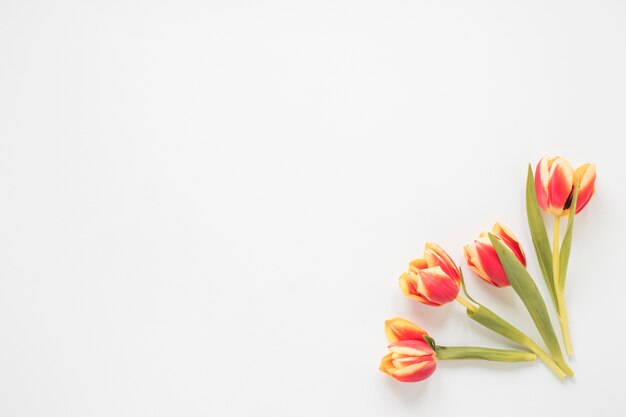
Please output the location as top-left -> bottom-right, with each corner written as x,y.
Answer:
399,242 -> 461,306
379,318 -> 437,382
535,156 -> 596,216
463,223 -> 526,288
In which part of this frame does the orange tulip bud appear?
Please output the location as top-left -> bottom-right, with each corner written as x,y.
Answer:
535,156 -> 575,217
399,242 -> 461,306
380,319 -> 437,383
463,223 -> 526,288
573,163 -> 596,214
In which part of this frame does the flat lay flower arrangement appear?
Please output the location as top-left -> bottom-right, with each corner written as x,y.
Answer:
379,156 -> 597,382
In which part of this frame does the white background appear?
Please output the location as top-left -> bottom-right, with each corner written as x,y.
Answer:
1,1 -> 625,416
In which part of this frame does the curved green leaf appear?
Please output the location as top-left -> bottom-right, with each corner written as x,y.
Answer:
467,305 -> 535,348
467,304 -> 567,378
525,164 -> 556,307
461,279 -> 567,378
559,185 -> 579,291
488,233 -> 573,376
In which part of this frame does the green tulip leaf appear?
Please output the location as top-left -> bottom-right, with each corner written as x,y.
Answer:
488,233 -> 573,376
525,164 -> 557,307
467,304 -> 567,378
467,305 -> 535,348
559,184 -> 579,291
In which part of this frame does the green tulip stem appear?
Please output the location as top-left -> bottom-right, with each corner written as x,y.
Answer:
553,216 -> 561,297
434,346 -> 537,362
456,295 -> 478,312
553,215 -> 573,356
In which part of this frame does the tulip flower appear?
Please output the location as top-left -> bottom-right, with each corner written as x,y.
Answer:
380,339 -> 437,382
379,318 -> 537,383
535,155 -> 597,217
399,242 -> 461,306
528,156 -> 597,357
463,223 -> 526,288
380,318 -> 436,382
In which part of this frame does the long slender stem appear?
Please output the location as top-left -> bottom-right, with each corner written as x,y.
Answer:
553,216 -> 560,296
557,298 -> 573,356
456,295 -> 478,312
553,216 -> 573,356
435,346 -> 537,362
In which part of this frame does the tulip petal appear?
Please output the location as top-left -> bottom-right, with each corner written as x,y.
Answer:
400,272 -> 418,297
408,258 -> 428,274
492,223 -> 526,266
385,318 -> 427,343
392,355 -> 432,368
399,273 -> 435,305
399,272 -> 418,295
547,157 -> 574,216
390,359 -> 437,382
379,352 -> 394,374
424,242 -> 460,282
574,163 -> 596,214
388,340 -> 434,357
417,266 -> 460,305
475,239 -> 510,287
534,156 -> 551,211
463,242 -> 492,284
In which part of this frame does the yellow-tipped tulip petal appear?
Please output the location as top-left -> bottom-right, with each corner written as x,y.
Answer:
384,317 -> 427,343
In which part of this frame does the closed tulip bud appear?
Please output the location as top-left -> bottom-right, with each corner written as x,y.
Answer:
463,223 -> 526,288
535,156 -> 575,217
380,318 -> 437,382
399,242 -> 461,306
573,163 -> 596,214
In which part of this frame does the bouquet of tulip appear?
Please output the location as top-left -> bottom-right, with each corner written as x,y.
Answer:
380,155 -> 596,382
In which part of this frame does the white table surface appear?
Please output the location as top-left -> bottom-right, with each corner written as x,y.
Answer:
1,1 -> 625,416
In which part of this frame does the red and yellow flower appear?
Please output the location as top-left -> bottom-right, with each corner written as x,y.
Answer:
463,223 -> 526,287
399,242 -> 461,306
535,155 -> 596,216
379,318 -> 437,382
